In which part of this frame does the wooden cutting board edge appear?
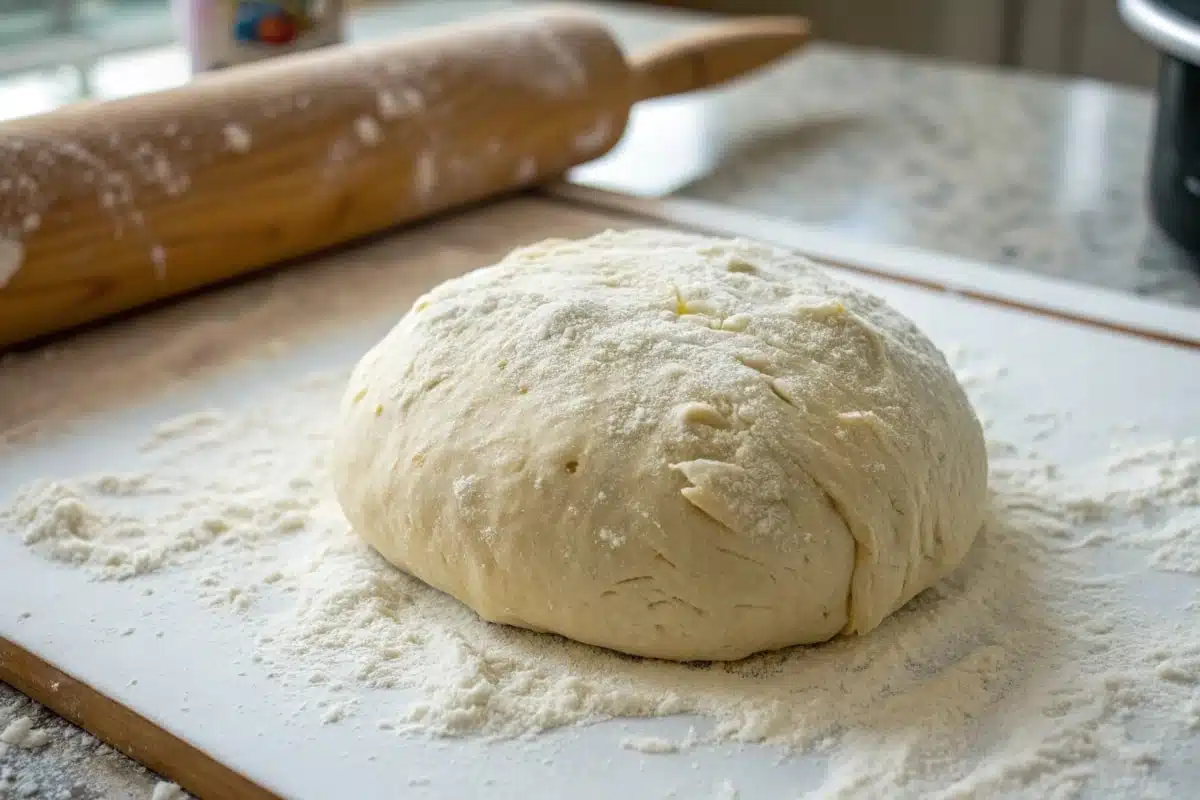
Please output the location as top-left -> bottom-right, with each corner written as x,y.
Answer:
0,637 -> 280,800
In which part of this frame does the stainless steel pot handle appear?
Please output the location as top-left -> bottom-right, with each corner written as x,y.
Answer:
1121,0 -> 1200,65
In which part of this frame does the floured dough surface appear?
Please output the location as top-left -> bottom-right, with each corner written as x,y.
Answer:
331,230 -> 988,661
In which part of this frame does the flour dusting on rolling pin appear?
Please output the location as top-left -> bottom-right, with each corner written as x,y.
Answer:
0,239 -> 23,289
0,10 -> 809,350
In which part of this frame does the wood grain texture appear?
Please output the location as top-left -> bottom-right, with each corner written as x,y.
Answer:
631,16 -> 811,101
0,637 -> 280,800
0,8 -> 631,349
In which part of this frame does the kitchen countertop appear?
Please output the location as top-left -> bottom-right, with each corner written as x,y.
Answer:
571,8 -> 1200,306
1,1 -> 1198,798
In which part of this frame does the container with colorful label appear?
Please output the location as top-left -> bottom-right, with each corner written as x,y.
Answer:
173,0 -> 345,73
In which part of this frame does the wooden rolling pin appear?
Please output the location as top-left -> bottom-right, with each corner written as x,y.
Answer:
0,7 -> 809,348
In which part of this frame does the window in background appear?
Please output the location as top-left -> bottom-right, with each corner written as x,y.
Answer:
0,1 -> 361,110
0,0 -> 176,93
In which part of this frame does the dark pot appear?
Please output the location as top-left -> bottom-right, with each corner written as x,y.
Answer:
1121,0 -> 1200,258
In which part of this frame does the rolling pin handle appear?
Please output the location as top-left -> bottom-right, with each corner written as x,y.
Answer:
629,16 -> 811,103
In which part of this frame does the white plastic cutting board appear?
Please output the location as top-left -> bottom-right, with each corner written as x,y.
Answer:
2,191 -> 1199,799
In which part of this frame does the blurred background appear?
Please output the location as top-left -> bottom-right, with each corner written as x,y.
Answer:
0,0 -> 1161,115
647,0 -> 1158,86
6,1 -> 1194,272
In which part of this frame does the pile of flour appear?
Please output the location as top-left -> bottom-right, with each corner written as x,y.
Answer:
2,340 -> 1197,797
0,690 -> 185,799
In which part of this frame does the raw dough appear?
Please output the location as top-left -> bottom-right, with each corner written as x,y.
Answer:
331,230 -> 988,661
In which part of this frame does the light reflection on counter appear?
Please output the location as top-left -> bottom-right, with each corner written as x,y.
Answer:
91,46 -> 188,100
1059,82 -> 1120,214
571,96 -> 721,197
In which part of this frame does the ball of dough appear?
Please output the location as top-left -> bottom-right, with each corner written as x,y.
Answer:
331,230 -> 987,661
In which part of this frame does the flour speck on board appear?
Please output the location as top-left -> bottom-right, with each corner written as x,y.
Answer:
597,528 -> 625,548
376,91 -> 401,120
0,690 -> 187,798
621,735 -> 681,755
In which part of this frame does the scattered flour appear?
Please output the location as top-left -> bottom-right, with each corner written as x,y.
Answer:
597,528 -> 625,549
0,121 -> 217,295
354,116 -> 383,147
0,239 -> 23,289
0,691 -> 186,799
376,88 -> 424,120
621,735 -> 681,755
150,781 -> 186,800
0,718 -> 49,750
0,207 -> 1197,796
714,778 -> 739,800
2,344 -> 1197,797
222,123 -> 252,154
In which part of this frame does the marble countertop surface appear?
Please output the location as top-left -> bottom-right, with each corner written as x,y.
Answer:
2,1 -> 1198,798
573,19 -> 1200,306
